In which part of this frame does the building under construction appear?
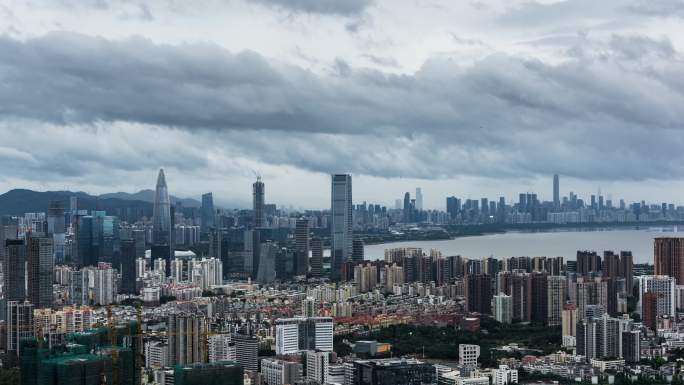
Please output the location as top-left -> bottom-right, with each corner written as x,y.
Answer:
20,321 -> 142,385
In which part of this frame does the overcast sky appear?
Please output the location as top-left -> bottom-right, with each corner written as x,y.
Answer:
1,0 -> 684,209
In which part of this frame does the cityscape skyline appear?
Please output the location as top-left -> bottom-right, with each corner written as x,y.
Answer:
3,1 -> 684,384
4,171 -> 684,212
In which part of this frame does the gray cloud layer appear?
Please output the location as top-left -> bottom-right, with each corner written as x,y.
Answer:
0,31 -> 683,184
251,0 -> 373,16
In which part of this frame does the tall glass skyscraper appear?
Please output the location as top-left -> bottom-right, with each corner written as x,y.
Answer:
331,174 -> 352,280
253,177 -> 265,228
201,192 -> 215,233
553,174 -> 560,209
152,168 -> 171,246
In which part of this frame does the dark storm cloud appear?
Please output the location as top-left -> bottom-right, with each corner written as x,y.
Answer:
0,32 -> 683,182
251,0 -> 373,16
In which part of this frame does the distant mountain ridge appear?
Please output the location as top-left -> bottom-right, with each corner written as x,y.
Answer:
99,189 -> 201,208
0,188 -> 200,218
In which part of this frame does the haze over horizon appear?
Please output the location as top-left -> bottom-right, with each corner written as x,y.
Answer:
2,0 -> 684,209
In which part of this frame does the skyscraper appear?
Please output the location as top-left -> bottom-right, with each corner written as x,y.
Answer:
547,276 -> 566,326
415,188 -> 423,211
26,234 -> 53,309
4,240 -> 27,305
233,334 -> 258,372
465,274 -> 492,314
275,317 -> 334,355
553,174 -> 559,209
654,237 -> 684,284
152,168 -> 171,246
310,237 -> 323,278
120,239 -> 137,294
295,218 -> 310,276
152,169 -> 172,275
493,293 -> 512,324
331,174 -> 352,280
351,239 -> 364,263
200,192 -> 215,233
47,200 -> 65,235
403,192 -> 411,223
253,177 -> 265,228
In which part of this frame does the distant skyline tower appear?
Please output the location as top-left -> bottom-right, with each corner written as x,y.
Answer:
253,177 -> 265,228
553,174 -> 560,209
331,174 -> 352,280
403,192 -> 411,223
152,168 -> 172,276
415,188 -> 423,211
152,169 -> 171,246
200,192 -> 215,233
47,200 -> 65,235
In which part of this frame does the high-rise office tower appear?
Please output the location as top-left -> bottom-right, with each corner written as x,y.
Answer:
415,188 -> 423,211
47,200 -> 65,235
120,239 -> 137,294
331,174 -> 352,280
200,192 -> 215,233
252,177 -> 265,228
446,196 -> 460,221
152,169 -> 171,246
295,218 -> 310,276
351,239 -> 364,263
531,272 -> 548,324
233,334 -> 258,372
168,314 -> 207,365
403,192 -> 411,223
4,239 -> 27,305
275,317 -> 334,355
553,174 -> 560,209
654,237 -> 684,284
152,169 -> 172,275
0,220 -> 18,260
132,229 -> 146,258
26,234 -> 53,309
310,237 -> 323,278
